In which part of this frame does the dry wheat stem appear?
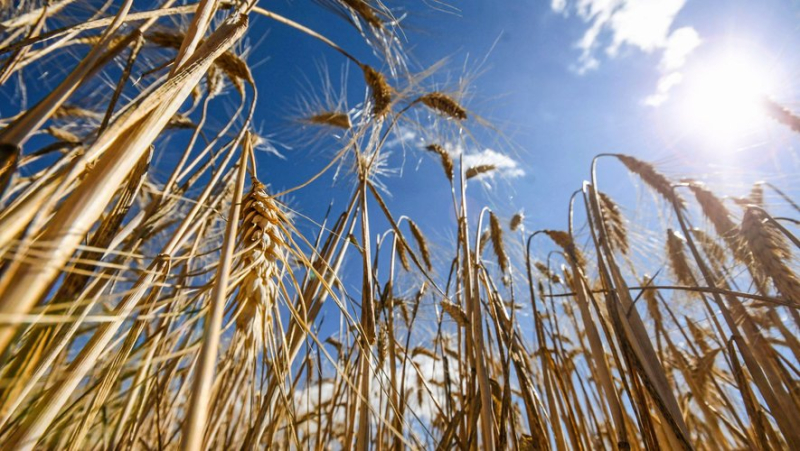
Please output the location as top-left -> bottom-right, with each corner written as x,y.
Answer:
182,134 -> 249,451
0,11 -> 249,357
0,0 -> 133,146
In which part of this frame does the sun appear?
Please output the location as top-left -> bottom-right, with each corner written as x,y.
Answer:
679,50 -> 779,146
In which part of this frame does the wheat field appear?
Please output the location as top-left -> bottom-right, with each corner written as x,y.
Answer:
0,1 -> 799,450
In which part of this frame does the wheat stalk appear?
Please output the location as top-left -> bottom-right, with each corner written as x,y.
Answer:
235,181 -> 286,342
616,154 -> 684,209
362,65 -> 391,118
741,207 -> 800,303
417,92 -> 467,120
425,143 -> 454,182
666,229 -> 695,287
466,164 -> 496,180
762,98 -> 800,133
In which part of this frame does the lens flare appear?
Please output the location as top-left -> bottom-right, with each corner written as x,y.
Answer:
679,51 -> 779,146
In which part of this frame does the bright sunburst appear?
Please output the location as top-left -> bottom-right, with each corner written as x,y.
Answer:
679,50 -> 780,145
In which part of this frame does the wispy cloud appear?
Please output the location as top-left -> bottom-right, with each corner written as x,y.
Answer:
462,148 -> 525,182
644,26 -> 700,105
659,26 -> 701,72
291,353 -> 454,442
385,124 -> 421,148
644,71 -> 684,106
551,0 -> 568,14
553,0 -> 700,106
438,143 -> 525,186
385,127 -> 525,186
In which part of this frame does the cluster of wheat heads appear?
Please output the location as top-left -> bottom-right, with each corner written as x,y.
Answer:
1,1 -> 800,450
0,0 -> 453,449
510,153 -> 800,451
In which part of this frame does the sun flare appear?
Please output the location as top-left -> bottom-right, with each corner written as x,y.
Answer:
680,51 -> 779,144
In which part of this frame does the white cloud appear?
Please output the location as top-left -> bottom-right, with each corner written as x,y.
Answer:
290,353 -> 454,444
644,27 -> 699,106
408,140 -> 525,186
551,0 -> 568,15
555,0 -> 700,104
385,124 -> 420,148
659,26 -> 701,71
605,0 -> 686,55
644,71 -> 683,106
379,128 -> 524,186
462,148 -> 525,182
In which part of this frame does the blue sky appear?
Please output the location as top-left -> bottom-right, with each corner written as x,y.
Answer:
239,0 -> 800,242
